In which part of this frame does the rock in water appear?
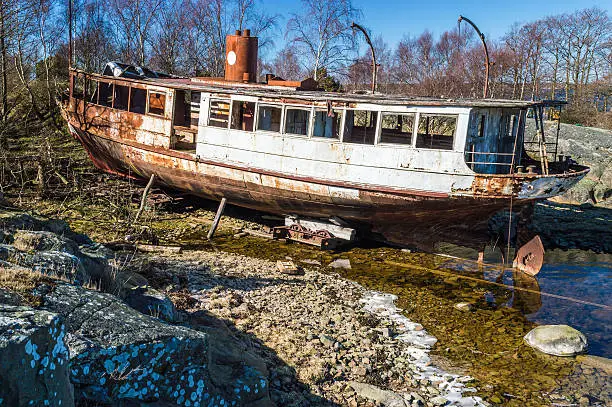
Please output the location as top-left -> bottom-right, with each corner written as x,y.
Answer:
328,259 -> 351,269
0,304 -> 74,406
42,284 -> 271,406
524,325 -> 587,356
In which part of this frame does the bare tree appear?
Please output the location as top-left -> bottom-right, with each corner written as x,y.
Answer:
108,0 -> 163,66
262,46 -> 303,80
285,0 -> 360,80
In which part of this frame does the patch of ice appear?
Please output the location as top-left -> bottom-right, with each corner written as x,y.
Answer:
361,291 -> 484,407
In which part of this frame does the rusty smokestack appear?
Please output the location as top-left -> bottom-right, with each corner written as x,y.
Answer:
224,29 -> 258,83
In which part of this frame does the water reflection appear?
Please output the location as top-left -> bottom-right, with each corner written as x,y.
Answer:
511,271 -> 542,314
437,244 -> 611,358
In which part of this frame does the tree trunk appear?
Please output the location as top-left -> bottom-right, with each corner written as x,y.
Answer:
0,0 -> 7,122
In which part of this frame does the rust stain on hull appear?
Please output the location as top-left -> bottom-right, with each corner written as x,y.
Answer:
67,122 -> 523,248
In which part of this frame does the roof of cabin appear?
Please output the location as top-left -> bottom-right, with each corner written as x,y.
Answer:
73,68 -> 561,109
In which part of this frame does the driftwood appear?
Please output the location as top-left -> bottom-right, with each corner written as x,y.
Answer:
136,244 -> 182,254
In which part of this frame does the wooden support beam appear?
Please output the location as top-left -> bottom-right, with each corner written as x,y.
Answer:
207,197 -> 227,240
134,173 -> 156,222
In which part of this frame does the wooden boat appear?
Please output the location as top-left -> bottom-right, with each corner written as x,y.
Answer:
60,29 -> 588,253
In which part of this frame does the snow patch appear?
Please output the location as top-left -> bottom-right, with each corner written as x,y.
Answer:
361,291 -> 484,407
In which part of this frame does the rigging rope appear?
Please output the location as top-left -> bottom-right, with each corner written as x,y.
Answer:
384,260 -> 611,310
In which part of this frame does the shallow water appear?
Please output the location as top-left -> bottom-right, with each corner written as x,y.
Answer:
527,251 -> 611,358
437,245 -> 612,358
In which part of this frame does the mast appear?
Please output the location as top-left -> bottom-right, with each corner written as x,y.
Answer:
68,0 -> 73,68
351,22 -> 377,94
458,15 -> 491,98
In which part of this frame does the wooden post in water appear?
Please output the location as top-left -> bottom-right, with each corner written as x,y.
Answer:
207,197 -> 227,239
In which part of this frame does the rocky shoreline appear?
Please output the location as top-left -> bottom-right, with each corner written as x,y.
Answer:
147,250 -> 484,406
0,207 -> 484,406
1,206 -> 610,406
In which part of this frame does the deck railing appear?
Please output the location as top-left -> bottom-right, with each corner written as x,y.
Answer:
465,151 -> 517,173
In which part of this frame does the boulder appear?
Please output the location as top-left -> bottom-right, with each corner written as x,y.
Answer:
0,304 -> 74,406
0,209 -> 73,239
42,284 -> 271,406
524,324 -> 587,356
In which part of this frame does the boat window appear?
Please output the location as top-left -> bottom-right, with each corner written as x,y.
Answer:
148,91 -> 166,116
230,100 -> 256,131
285,108 -> 310,136
416,114 -> 456,150
478,114 -> 486,137
129,87 -> 146,114
380,113 -> 414,145
208,99 -> 230,128
98,82 -> 113,107
113,84 -> 129,110
343,110 -> 378,144
86,79 -> 98,104
313,109 -> 342,139
257,105 -> 282,132
190,92 -> 201,127
73,74 -> 84,99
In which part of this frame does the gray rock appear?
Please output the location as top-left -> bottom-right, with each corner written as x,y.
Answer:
0,304 -> 74,406
12,230 -> 80,255
328,259 -> 351,269
348,381 -> 408,407
524,324 -> 587,356
17,250 -> 87,284
0,287 -> 21,306
42,284 -> 271,406
454,302 -> 474,312
124,286 -> 178,322
112,270 -> 149,296
319,334 -> 335,348
0,209 -> 71,237
431,396 -> 449,406
0,230 -> 112,287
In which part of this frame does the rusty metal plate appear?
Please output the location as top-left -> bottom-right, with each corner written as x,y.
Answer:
513,235 -> 545,276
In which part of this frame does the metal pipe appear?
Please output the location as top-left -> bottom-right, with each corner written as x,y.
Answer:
458,15 -> 491,98
351,22 -> 377,93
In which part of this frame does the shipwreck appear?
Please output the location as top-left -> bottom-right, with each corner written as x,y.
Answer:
60,29 -> 589,271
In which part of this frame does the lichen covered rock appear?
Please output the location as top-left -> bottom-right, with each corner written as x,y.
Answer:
524,324 -> 588,356
0,304 -> 74,406
124,286 -> 178,322
43,284 -> 271,406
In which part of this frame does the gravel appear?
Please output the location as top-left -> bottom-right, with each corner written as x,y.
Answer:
142,250 -> 485,407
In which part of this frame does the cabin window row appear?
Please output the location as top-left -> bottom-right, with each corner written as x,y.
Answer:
72,74 -> 166,117
207,99 -> 456,150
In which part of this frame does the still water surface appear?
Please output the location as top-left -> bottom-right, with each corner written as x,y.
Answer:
441,246 -> 611,358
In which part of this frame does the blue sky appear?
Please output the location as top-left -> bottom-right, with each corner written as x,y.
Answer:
263,0 -> 612,49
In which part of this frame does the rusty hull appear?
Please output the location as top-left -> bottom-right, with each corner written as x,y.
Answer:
62,98 -> 588,249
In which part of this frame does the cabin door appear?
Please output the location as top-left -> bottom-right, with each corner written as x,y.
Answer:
172,90 -> 200,151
